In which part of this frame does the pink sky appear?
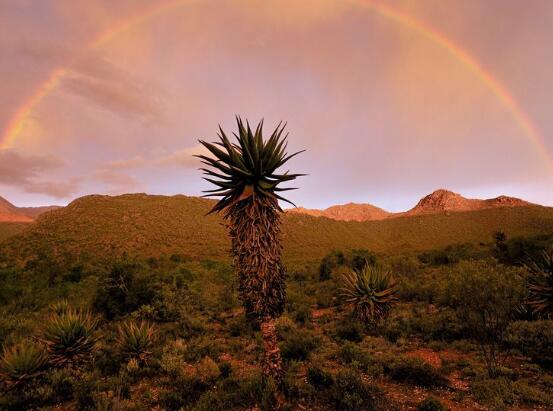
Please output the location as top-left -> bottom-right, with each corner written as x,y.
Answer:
1,0 -> 552,211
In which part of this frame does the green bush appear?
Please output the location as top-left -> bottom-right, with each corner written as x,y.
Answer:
471,377 -> 515,409
338,342 -> 372,370
505,320 -> 553,366
328,368 -> 382,411
512,379 -> 552,406
279,326 -> 319,361
388,357 -> 448,388
440,260 -> 525,377
417,396 -> 446,411
93,261 -> 159,319
306,365 -> 333,389
335,317 -> 364,342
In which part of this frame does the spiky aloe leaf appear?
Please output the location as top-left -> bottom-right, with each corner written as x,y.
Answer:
0,341 -> 48,389
116,320 -> 155,365
340,262 -> 399,323
526,247 -> 553,317
41,309 -> 99,367
197,116 -> 305,214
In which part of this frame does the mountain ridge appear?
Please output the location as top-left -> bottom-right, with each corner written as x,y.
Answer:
1,192 -> 552,264
0,196 -> 61,222
287,189 -> 533,221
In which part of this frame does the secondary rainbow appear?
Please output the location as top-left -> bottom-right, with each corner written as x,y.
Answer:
2,0 -> 551,177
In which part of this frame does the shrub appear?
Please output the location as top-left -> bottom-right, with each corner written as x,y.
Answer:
0,340 -> 48,389
338,342 -> 372,370
512,380 -> 552,406
341,263 -> 398,323
471,378 -> 515,409
306,365 -> 333,389
505,320 -> 553,366
328,368 -> 382,411
93,261 -> 159,319
388,357 -> 448,388
116,320 -> 155,365
417,396 -> 446,411
334,317 -> 364,342
440,260 -> 525,377
279,327 -> 319,361
41,309 -> 98,367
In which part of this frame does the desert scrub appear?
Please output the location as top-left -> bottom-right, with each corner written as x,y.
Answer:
471,377 -> 515,409
387,357 -> 448,388
41,309 -> 98,367
328,368 -> 383,411
334,315 -> 365,342
306,365 -> 334,389
505,320 -> 553,366
440,260 -> 525,377
116,320 -> 155,365
416,396 -> 447,411
278,324 -> 319,361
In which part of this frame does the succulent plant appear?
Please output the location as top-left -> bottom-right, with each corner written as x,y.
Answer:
49,299 -> 71,316
0,340 -> 48,389
41,309 -> 99,367
526,247 -> 553,317
341,262 -> 398,323
116,320 -> 155,364
198,117 -> 304,381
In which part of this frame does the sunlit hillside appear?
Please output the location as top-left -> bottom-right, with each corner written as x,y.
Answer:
1,193 -> 553,266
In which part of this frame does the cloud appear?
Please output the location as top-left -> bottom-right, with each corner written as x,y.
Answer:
156,145 -> 209,168
17,42 -> 165,123
92,169 -> 143,194
101,144 -> 208,171
63,53 -> 165,122
0,149 -> 78,198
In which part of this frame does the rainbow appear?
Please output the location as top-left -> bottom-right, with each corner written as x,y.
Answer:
2,0 -> 552,176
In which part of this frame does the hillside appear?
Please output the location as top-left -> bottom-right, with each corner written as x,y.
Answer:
2,193 -> 553,264
0,195 -> 61,222
287,203 -> 391,221
399,189 -> 531,217
289,189 -> 534,222
0,196 -> 33,222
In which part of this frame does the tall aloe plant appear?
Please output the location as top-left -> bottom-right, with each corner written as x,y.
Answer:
197,117 -> 303,380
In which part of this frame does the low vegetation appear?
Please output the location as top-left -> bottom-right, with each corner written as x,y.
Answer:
0,193 -> 553,409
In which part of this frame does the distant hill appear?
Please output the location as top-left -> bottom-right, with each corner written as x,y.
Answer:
1,193 -> 553,265
288,203 -> 390,221
398,189 -> 531,217
288,189 -> 534,221
0,196 -> 61,222
0,197 -> 33,222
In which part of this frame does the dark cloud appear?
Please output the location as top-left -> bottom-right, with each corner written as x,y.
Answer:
0,149 -> 77,198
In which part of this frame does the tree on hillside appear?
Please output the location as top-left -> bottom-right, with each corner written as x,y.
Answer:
197,117 -> 304,381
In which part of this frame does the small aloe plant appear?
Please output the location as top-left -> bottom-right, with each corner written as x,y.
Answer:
41,309 -> 99,367
526,247 -> 553,317
341,262 -> 399,323
116,320 -> 155,365
0,340 -> 48,389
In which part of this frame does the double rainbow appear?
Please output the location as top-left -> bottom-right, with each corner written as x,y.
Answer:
1,0 -> 551,176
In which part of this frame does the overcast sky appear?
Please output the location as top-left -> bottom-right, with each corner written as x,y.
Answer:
1,0 -> 552,211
